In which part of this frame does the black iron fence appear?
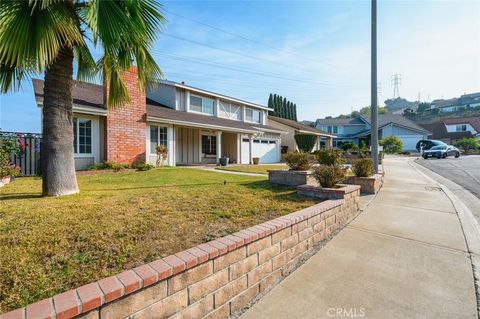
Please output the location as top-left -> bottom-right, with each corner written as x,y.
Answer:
1,131 -> 42,176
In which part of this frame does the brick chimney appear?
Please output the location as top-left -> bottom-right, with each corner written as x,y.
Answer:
105,67 -> 147,164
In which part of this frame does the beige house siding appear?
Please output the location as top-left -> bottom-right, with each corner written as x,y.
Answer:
221,132 -> 239,163
268,118 -> 298,152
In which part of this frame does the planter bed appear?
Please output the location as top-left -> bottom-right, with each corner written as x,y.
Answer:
268,169 -> 318,188
344,174 -> 383,194
1,192 -> 361,319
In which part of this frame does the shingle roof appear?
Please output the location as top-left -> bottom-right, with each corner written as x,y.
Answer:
268,116 -> 334,136
33,79 -> 104,109
315,117 -> 367,125
362,114 -> 431,134
147,104 -> 286,134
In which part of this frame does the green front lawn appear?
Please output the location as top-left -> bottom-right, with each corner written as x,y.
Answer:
216,164 -> 289,175
0,167 -> 316,312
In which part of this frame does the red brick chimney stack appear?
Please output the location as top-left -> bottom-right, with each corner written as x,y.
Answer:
105,67 -> 147,164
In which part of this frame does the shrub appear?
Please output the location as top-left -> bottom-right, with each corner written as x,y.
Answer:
316,148 -> 343,166
132,162 -> 154,171
294,134 -> 317,152
359,140 -> 368,151
340,142 -> 356,151
352,158 -> 374,177
89,161 -> 125,171
380,135 -> 403,154
0,165 -> 20,178
284,152 -> 311,171
312,165 -> 345,188
455,138 -> 479,153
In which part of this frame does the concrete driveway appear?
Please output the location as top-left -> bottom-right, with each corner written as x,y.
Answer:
416,155 -> 480,199
241,157 -> 477,319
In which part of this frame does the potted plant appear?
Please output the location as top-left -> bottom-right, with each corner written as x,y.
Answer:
252,157 -> 260,165
268,152 -> 317,187
345,158 -> 383,194
297,148 -> 360,200
0,165 -> 20,186
155,145 -> 168,167
219,156 -> 229,166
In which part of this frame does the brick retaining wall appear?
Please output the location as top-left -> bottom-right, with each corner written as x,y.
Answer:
0,187 -> 360,319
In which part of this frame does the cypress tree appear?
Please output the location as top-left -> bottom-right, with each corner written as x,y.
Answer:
268,94 -> 273,115
283,97 -> 288,119
293,104 -> 298,121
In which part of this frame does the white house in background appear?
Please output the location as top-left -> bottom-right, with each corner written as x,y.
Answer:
33,68 -> 289,169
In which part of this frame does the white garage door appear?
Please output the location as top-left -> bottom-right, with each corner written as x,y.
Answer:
241,138 -> 280,164
397,135 -> 423,151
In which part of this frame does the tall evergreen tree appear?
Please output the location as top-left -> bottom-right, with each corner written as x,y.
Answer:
293,104 -> 298,121
283,97 -> 288,119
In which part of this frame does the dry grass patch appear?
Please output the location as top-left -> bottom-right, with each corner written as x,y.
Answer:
0,167 -> 316,312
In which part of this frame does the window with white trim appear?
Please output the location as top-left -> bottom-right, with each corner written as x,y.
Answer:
245,108 -> 261,123
455,124 -> 467,132
150,126 -> 168,154
73,117 -> 92,154
190,95 -> 215,115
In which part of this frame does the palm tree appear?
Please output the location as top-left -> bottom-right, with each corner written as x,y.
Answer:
0,0 -> 164,196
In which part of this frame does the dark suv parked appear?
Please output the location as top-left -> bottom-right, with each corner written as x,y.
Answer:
416,140 -> 447,152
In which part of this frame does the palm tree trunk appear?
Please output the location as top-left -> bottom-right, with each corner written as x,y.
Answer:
41,46 -> 79,196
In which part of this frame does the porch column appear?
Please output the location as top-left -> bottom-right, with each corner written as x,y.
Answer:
167,125 -> 175,166
248,134 -> 253,164
216,131 -> 222,164
237,134 -> 242,164
326,137 -> 333,148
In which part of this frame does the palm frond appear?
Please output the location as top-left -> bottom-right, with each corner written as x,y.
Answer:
74,43 -> 98,82
0,1 -> 83,92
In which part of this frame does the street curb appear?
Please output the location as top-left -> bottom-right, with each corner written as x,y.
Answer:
410,160 -> 480,319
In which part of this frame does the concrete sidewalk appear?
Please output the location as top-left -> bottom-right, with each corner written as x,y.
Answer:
241,157 -> 478,319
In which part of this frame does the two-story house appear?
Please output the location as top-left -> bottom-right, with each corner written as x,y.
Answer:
420,117 -> 480,145
315,114 -> 431,151
33,67 -> 289,169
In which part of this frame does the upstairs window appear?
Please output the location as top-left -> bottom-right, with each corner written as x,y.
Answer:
190,95 -> 215,115
245,108 -> 261,123
73,117 -> 92,154
150,126 -> 168,154
455,124 -> 467,132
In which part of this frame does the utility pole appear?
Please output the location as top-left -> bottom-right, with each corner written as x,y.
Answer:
391,73 -> 401,98
371,0 -> 379,173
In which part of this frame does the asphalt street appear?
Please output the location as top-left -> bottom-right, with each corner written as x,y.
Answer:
416,155 -> 480,200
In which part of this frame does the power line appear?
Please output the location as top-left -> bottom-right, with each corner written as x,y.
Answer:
164,9 -> 336,68
152,50 -> 355,87
161,33 -> 334,77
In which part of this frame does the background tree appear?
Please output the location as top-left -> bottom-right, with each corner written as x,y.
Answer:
0,0 -> 165,196
294,134 -> 317,152
268,93 -> 298,120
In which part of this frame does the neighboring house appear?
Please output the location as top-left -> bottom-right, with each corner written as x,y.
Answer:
314,114 -> 431,151
431,92 -> 480,113
268,116 -> 335,152
420,117 -> 480,145
33,68 -> 288,169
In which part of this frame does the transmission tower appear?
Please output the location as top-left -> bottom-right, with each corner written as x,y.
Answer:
391,73 -> 402,98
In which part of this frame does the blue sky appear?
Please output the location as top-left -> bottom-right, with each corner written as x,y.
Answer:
1,0 -> 479,133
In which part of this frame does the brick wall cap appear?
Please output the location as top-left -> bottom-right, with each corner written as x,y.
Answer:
26,299 -> 54,319
117,270 -> 142,294
76,282 -> 104,313
175,250 -> 199,269
133,264 -> 159,287
97,276 -> 125,304
52,290 -> 80,319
